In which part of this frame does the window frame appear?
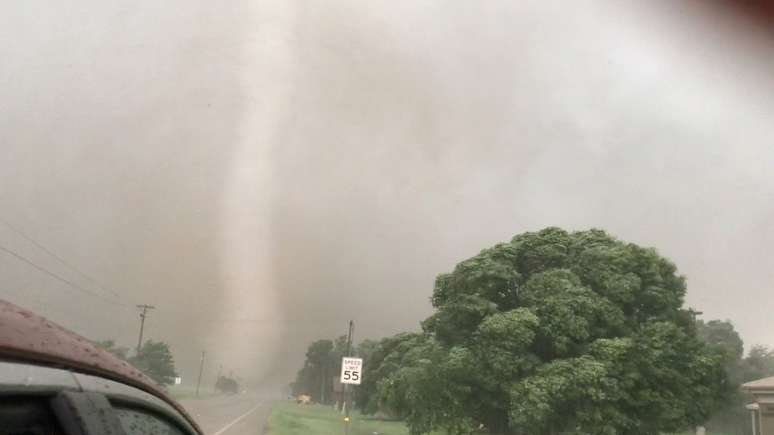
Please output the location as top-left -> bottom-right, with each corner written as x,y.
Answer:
0,360 -> 198,435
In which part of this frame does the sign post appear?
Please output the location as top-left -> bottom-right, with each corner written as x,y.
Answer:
341,320 -> 357,435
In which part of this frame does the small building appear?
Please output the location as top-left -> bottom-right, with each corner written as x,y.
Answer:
742,376 -> 774,435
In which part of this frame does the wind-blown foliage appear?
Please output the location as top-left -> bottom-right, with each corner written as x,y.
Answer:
291,339 -> 334,402
130,340 -> 179,386
94,339 -> 130,360
95,339 -> 178,386
362,228 -> 727,435
291,335 -> 357,404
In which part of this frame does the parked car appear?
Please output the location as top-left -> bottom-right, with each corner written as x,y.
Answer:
0,299 -> 203,434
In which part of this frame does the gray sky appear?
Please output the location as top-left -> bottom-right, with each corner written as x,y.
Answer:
1,0 -> 773,385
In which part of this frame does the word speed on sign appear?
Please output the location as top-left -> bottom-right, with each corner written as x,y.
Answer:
340,357 -> 363,385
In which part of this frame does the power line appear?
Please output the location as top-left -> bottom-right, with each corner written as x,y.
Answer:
0,217 -> 120,299
0,241 -> 129,307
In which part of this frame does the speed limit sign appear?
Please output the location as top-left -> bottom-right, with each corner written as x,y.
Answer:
340,357 -> 362,385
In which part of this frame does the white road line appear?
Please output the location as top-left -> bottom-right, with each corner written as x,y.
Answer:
212,402 -> 264,435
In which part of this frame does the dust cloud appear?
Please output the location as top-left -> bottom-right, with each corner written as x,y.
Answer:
1,1 -> 774,386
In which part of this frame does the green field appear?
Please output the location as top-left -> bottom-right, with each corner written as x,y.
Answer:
266,401 -> 438,435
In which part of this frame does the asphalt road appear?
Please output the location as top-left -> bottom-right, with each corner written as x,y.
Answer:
179,393 -> 273,435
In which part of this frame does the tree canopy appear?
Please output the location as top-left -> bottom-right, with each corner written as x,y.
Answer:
362,227 -> 728,435
94,338 -> 178,387
695,319 -> 760,435
291,335 -> 355,404
739,345 -> 774,384
94,339 -> 130,360
130,340 -> 179,386
697,320 -> 744,366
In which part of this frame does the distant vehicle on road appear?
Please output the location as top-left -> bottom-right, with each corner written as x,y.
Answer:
215,375 -> 240,395
0,299 -> 204,434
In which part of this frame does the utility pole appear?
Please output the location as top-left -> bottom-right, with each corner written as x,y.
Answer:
343,320 -> 354,435
215,364 -> 223,390
196,351 -> 206,397
345,320 -> 353,358
135,304 -> 155,355
321,364 -> 326,404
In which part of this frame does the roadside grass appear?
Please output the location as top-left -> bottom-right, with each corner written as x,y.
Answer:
660,432 -> 726,435
266,401 -> 439,435
665,432 -> 724,435
265,403 -> 722,435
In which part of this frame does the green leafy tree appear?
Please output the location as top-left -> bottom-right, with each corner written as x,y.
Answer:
739,345 -> 774,383
295,336 -> 383,406
290,365 -> 315,396
377,336 -> 474,434
291,339 -> 336,403
330,335 -> 350,379
696,320 -> 748,435
94,339 -> 130,360
697,320 -> 744,367
353,339 -> 378,403
372,227 -> 727,435
356,339 -> 379,366
129,340 -> 178,386
357,333 -> 426,415
694,321 -> 774,435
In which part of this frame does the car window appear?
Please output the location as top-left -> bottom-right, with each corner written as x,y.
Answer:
0,397 -> 64,435
114,406 -> 187,435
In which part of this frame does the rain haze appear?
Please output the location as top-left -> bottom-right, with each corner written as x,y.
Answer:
1,0 -> 773,389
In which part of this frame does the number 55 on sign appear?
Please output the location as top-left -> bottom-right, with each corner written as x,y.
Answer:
340,357 -> 362,385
